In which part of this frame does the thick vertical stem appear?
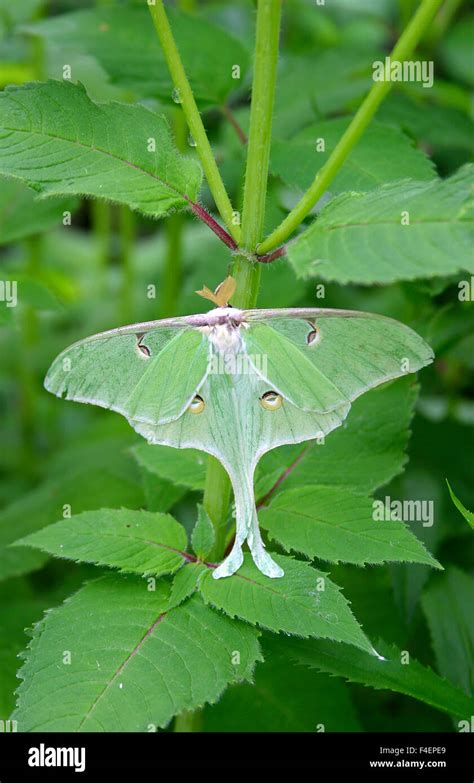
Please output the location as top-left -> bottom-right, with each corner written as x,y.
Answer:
91,200 -> 112,290
231,256 -> 261,310
160,108 -> 187,317
240,0 -> 282,252
257,0 -> 445,254
231,0 -> 282,310
204,455 -> 232,561
118,205 -> 135,322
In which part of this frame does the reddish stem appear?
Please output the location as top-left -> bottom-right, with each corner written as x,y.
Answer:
256,245 -> 286,264
188,200 -> 238,251
256,444 -> 311,509
221,104 -> 248,145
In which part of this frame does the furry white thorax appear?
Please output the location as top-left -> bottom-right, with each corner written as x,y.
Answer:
199,307 -> 246,356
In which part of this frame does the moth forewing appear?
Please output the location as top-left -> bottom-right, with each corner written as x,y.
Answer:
44,322 -> 212,426
123,329 -> 212,426
244,309 -> 434,407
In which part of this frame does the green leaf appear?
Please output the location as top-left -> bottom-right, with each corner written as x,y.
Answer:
0,437 -> 145,579
0,547 -> 48,582
0,80 -> 202,218
204,637 -> 361,731
132,444 -> 206,491
422,568 -> 474,696
288,165 -> 474,284
272,120 -> 435,196
389,469 -> 445,622
278,636 -> 474,721
0,179 -> 76,245
274,50 -> 375,122
442,15 -> 474,88
191,505 -> 215,560
13,576 -> 262,731
258,377 -> 417,497
200,554 -> 374,654
15,509 -> 188,578
0,0 -> 42,27
0,593 -> 46,719
170,562 -> 207,609
259,486 -> 440,568
2,273 -> 61,312
378,93 -> 474,152
140,467 -> 187,513
447,481 -> 474,529
24,6 -> 250,108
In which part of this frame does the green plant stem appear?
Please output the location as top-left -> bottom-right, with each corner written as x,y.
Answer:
118,205 -> 135,322
19,235 -> 42,475
230,0 -> 282,307
426,0 -> 463,49
231,256 -> 262,309
257,0 -> 445,254
91,200 -> 112,288
204,455 -> 232,561
160,108 -> 187,317
161,212 -> 184,317
149,0 -> 240,243
240,0 -> 282,251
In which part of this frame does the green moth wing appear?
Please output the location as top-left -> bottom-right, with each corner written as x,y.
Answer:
243,309 -> 433,411
45,324 -> 211,426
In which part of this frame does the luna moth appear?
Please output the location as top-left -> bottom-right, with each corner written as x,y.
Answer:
44,277 -> 433,580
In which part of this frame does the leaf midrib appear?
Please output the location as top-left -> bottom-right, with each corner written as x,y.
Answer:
207,569 -> 367,648
76,610 -> 166,730
309,217 -> 474,234
266,504 -> 427,549
0,125 -> 193,203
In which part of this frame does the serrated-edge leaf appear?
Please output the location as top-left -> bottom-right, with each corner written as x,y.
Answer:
14,508 -> 189,578
447,481 -> 474,529
421,567 -> 474,696
288,165 -> 474,284
191,504 -> 215,560
200,554 -> 375,655
12,575 -> 262,732
132,443 -> 206,490
169,562 -> 207,610
278,636 -> 474,721
0,80 -> 202,219
259,486 -> 441,568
